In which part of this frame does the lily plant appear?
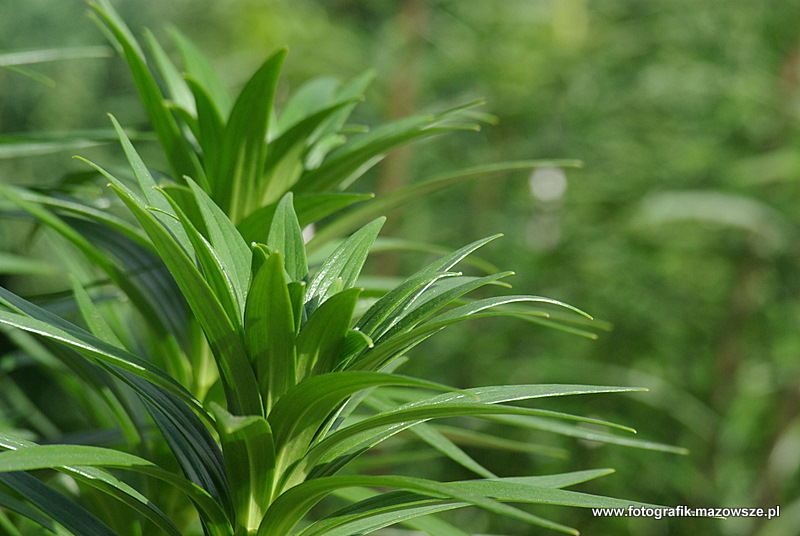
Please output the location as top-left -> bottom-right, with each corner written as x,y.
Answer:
0,2 -> 683,535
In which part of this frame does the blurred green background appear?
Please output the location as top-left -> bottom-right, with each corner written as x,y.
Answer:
3,1 -> 800,534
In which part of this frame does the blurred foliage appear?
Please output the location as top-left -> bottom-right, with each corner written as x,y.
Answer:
3,0 -> 800,535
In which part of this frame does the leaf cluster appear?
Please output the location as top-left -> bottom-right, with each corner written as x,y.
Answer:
0,2 -> 678,535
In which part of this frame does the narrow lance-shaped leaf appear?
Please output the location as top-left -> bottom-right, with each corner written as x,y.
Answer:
295,287 -> 361,379
258,474 -> 577,536
158,186 -> 244,327
297,384 -> 642,480
0,287 -> 199,411
0,184 -> 175,342
0,440 -> 232,535
144,29 -> 194,115
216,48 -> 287,222
0,472 -> 119,536
305,217 -> 384,313
107,114 -> 195,256
292,103 -> 486,195
366,392 -> 497,479
0,433 -> 181,536
90,0 -> 205,186
244,250 -> 296,413
186,77 -> 225,185
267,193 -> 308,282
302,472 -> 655,536
348,295 -> 584,371
237,192 -> 373,245
88,160 -> 261,416
187,176 -> 252,310
268,372 -> 466,490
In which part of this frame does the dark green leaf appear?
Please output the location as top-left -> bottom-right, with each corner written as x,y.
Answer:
244,251 -> 296,413
296,287 -> 361,379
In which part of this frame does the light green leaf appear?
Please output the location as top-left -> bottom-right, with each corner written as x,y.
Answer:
0,290 -> 197,409
488,414 -> 689,454
268,372 -> 463,487
0,434 -> 181,536
91,0 -> 204,186
0,252 -> 58,276
366,393 -> 496,479
185,77 -> 225,186
0,184 -> 173,341
187,176 -> 252,304
305,217 -> 384,313
267,193 -> 308,282
216,49 -> 286,222
301,384 -> 642,479
258,474 -> 577,536
211,403 -> 276,531
144,29 -> 194,115
161,188 -> 243,326
106,114 -> 196,259
0,46 -> 111,67
292,103 -> 486,195
349,295 -> 583,371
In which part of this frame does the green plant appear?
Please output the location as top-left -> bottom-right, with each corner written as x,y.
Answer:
0,2 -> 681,535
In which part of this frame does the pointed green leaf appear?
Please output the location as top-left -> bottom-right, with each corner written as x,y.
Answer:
488,415 -> 689,454
366,393 -> 496,479
244,250 -> 296,412
94,164 -> 260,415
0,289 -> 197,410
91,0 -> 204,185
0,434 -> 180,536
375,272 -> 515,343
107,114 -> 195,256
258,474 -> 577,536
158,181 -> 249,322
267,193 -> 308,281
0,438 -> 231,534
304,472 -> 652,536
0,184 -> 173,341
348,295 -> 582,371
186,176 -> 252,301
296,287 -> 361,379
305,217 -> 384,313
217,49 -> 286,221
268,372 -> 463,486
292,104 -> 485,195
186,77 -> 225,185
300,384 -> 642,479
